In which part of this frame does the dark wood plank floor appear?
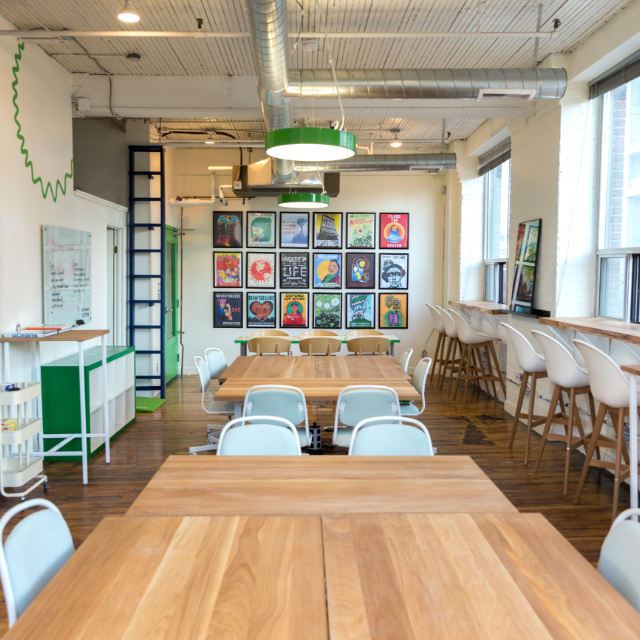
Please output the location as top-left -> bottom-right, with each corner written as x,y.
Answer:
0,373 -> 629,633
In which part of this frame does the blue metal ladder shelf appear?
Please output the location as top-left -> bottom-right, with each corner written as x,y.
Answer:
128,146 -> 166,399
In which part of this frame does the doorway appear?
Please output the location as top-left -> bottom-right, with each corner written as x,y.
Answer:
165,226 -> 180,384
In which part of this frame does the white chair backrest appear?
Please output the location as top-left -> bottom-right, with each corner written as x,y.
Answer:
217,416 -> 301,456
335,385 -> 400,428
449,309 -> 479,344
436,307 -> 458,339
598,508 -> 640,613
398,348 -> 413,372
349,417 -> 434,456
412,357 -> 432,402
531,331 -> 589,389
204,347 -> 228,380
194,356 -> 211,402
0,499 -> 74,627
503,325 -> 546,374
425,303 -> 446,333
574,340 -> 631,408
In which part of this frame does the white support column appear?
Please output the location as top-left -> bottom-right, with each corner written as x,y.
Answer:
78,342 -> 88,485
3,342 -> 9,381
35,342 -> 42,452
101,335 -> 111,465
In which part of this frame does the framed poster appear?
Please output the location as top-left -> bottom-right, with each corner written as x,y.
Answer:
246,251 -> 276,289
346,212 -> 375,249
313,253 -> 342,289
379,253 -> 408,290
510,219 -> 542,314
213,211 -> 243,248
214,292 -> 243,328
246,292 -> 276,329
313,212 -> 343,248
379,293 -> 408,329
246,211 -> 276,248
345,293 -> 375,329
280,292 -> 309,329
345,252 -> 375,289
280,212 -> 310,248
380,213 -> 409,249
214,251 -> 242,288
280,252 -> 310,288
313,293 -> 342,329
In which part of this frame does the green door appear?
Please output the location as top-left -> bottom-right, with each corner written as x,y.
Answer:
165,226 -> 180,384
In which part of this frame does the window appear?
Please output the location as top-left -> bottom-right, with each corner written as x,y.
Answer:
483,159 -> 510,304
597,77 -> 640,322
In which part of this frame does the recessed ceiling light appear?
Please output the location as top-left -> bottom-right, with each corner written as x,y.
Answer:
118,0 -> 140,23
302,39 -> 319,52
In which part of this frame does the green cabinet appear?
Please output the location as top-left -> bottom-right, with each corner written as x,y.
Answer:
41,346 -> 136,460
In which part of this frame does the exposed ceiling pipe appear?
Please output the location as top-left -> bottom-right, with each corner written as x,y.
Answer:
286,68 -> 567,100
292,153 -> 456,172
168,168 -> 229,207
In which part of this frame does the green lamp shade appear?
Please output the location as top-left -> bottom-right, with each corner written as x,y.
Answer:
278,193 -> 329,209
265,127 -> 356,162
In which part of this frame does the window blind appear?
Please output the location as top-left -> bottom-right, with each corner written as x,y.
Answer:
478,139 -> 511,177
589,54 -> 640,99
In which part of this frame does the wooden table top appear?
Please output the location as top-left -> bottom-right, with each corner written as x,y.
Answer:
5,515 -> 327,640
216,355 -> 420,401
323,513 -> 640,640
539,317 -> 640,345
622,363 -> 640,376
127,455 -> 517,517
0,329 -> 109,343
449,300 -> 510,315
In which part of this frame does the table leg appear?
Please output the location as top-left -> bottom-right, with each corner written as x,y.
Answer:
234,401 -> 242,419
101,336 -> 111,465
630,374 -> 638,519
78,343 -> 88,485
2,342 -> 9,381
35,342 -> 42,452
390,343 -> 395,357
241,343 -> 247,357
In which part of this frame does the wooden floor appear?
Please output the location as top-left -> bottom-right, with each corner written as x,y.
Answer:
0,373 -> 629,633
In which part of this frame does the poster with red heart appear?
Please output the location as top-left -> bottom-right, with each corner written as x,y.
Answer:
246,293 -> 276,328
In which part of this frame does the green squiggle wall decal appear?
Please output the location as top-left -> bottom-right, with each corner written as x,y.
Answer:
12,42 -> 73,203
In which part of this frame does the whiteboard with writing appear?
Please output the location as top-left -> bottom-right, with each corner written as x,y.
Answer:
42,225 -> 92,325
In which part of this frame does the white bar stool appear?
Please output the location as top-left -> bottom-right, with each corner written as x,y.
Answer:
436,307 -> 462,394
573,340 -> 640,521
531,331 -> 596,496
425,304 -> 446,384
503,325 -> 548,465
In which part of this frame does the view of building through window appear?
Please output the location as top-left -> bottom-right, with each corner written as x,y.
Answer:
484,159 -> 510,304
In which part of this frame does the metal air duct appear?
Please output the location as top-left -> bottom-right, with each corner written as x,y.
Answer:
286,68 -> 567,100
292,153 -> 456,173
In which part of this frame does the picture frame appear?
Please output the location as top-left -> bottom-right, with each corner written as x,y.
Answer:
313,293 -> 342,329
313,212 -> 343,249
245,251 -> 276,289
346,212 -> 376,249
345,252 -> 376,289
313,252 -> 342,289
213,211 -> 243,248
379,213 -> 409,250
280,252 -> 310,288
246,211 -> 276,248
378,253 -> 409,290
280,211 -> 310,249
214,251 -> 242,288
510,219 -> 542,314
280,292 -> 309,329
345,293 -> 376,329
246,292 -> 277,329
379,292 -> 409,329
214,292 -> 243,328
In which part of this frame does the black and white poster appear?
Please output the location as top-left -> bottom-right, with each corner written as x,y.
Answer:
280,252 -> 310,288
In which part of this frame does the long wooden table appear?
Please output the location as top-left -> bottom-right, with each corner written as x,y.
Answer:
323,512 -> 640,639
126,455 -> 517,517
449,300 -> 509,315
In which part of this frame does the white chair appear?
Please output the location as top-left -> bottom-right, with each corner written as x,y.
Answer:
189,356 -> 235,455
204,347 -> 228,401
598,508 -> 640,611
401,357 -> 432,417
573,340 -> 640,520
243,385 -> 310,448
398,348 -> 413,373
531,331 -> 595,496
436,307 -> 461,393
503,325 -> 548,465
425,304 -> 446,383
349,417 -> 434,456
331,385 -> 401,447
0,499 -> 74,628
217,416 -> 301,455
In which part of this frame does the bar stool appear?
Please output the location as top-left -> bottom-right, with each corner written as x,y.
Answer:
573,340 -> 640,520
503,325 -> 548,465
435,307 -> 462,393
449,310 -> 506,409
425,304 -> 446,384
531,331 -> 596,496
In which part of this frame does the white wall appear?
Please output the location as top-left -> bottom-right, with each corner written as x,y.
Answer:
168,149 -> 444,374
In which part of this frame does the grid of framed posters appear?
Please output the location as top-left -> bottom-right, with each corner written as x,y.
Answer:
313,293 -> 342,329
246,292 -> 276,328
281,292 -> 309,328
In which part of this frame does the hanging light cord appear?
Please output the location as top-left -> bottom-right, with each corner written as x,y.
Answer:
289,0 -> 304,59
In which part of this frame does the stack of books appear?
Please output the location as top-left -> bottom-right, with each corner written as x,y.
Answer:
3,324 -> 74,338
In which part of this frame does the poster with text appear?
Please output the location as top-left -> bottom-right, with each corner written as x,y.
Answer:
214,252 -> 242,288
346,252 -> 375,289
280,252 -> 309,288
214,292 -> 243,328
346,212 -> 375,248
214,211 -> 243,248
346,293 -> 375,329
379,253 -> 408,290
246,252 -> 276,289
313,253 -> 342,289
280,212 -> 309,248
280,292 -> 309,328
313,293 -> 342,329
380,213 -> 409,249
379,293 -> 408,329
246,211 -> 276,248
313,212 -> 342,248
246,292 -> 276,328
